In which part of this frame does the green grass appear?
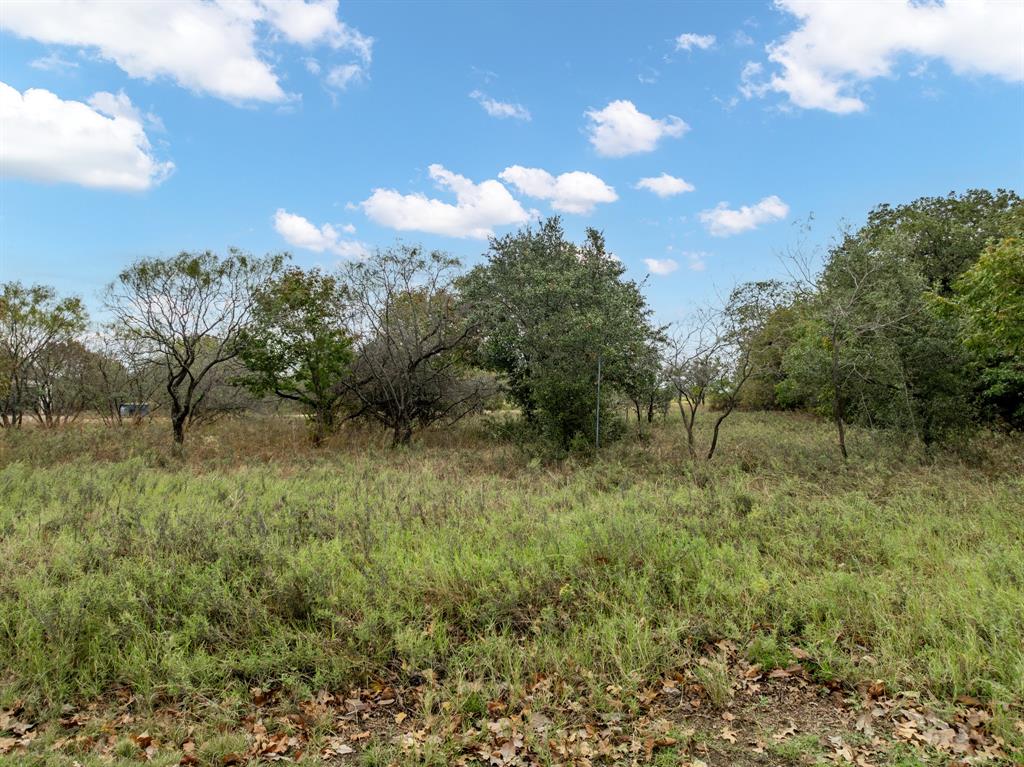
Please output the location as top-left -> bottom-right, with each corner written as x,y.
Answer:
1,411 -> 1022,751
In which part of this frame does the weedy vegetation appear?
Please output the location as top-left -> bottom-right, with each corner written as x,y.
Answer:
0,412 -> 1021,765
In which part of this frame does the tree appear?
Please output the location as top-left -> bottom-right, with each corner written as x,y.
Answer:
237,268 -> 354,444
0,282 -> 87,428
461,218 -> 661,447
29,338 -> 92,427
858,189 -> 1022,295
949,236 -> 1024,429
104,250 -> 284,446
340,245 -> 494,446
86,329 -> 165,425
666,311 -> 723,458
782,229 -> 970,457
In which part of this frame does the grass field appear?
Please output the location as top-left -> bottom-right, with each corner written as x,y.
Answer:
1,412 -> 1022,766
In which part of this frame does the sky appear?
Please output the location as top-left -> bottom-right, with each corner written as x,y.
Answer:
1,0 -> 1022,323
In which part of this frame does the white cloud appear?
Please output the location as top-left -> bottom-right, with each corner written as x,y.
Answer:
676,33 -> 716,51
739,61 -> 770,99
341,223 -> 356,234
683,251 -> 708,271
273,209 -> 367,258
0,82 -> 173,191
361,164 -> 530,239
0,0 -> 372,104
733,30 -> 754,47
635,173 -> 695,198
30,51 -> 79,72
585,100 -> 688,157
757,0 -> 1024,114
699,195 -> 789,237
325,63 -> 365,90
498,166 -> 617,215
469,90 -> 531,120
644,258 -> 679,276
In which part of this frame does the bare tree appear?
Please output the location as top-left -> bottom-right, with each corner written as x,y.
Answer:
87,328 -> 164,425
666,310 -> 724,458
667,282 -> 791,461
340,246 -> 496,446
104,250 -> 284,446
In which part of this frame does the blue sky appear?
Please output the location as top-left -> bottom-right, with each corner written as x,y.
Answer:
1,0 -> 1022,322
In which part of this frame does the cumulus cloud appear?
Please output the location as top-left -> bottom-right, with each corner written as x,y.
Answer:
755,0 -> 1024,114
0,0 -> 372,104
361,164 -> 530,239
699,195 -> 789,237
676,33 -> 716,51
634,173 -> 695,198
643,258 -> 678,276
0,82 -> 173,191
273,209 -> 367,258
498,166 -> 617,215
585,100 -> 688,157
469,91 -> 531,120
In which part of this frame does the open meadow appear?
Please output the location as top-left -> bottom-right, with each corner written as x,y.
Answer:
1,412 -> 1022,766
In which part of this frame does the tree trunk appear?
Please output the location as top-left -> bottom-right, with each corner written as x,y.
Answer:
830,333 -> 848,460
310,407 -> 333,446
706,407 -> 732,461
391,422 -> 413,447
834,404 -> 848,459
171,403 -> 187,446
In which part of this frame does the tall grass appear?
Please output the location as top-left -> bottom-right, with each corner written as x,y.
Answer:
1,412 -> 1021,730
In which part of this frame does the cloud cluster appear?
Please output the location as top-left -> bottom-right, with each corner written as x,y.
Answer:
643,258 -> 678,276
469,91 -> 531,121
585,100 -> 688,157
273,209 -> 367,258
499,166 -> 617,215
676,33 -> 716,51
758,0 -> 1024,114
699,196 -> 789,237
0,82 -> 173,191
0,0 -> 372,103
361,164 -> 531,239
635,173 -> 695,198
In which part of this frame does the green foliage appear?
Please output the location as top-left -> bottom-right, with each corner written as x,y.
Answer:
105,249 -> 285,445
859,188 -> 1022,295
236,267 -> 353,443
461,218 -> 661,447
950,236 -> 1024,428
784,221 -> 973,452
0,281 -> 88,427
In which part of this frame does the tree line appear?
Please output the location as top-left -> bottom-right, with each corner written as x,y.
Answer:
1,189 -> 1020,457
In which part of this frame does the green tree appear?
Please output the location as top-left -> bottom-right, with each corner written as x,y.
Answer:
461,218 -> 661,448
105,250 -> 284,447
0,282 -> 87,428
783,230 -> 971,457
237,268 -> 354,444
949,236 -> 1024,428
858,189 -> 1021,295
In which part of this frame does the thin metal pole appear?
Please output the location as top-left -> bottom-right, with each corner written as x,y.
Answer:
595,352 -> 602,450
